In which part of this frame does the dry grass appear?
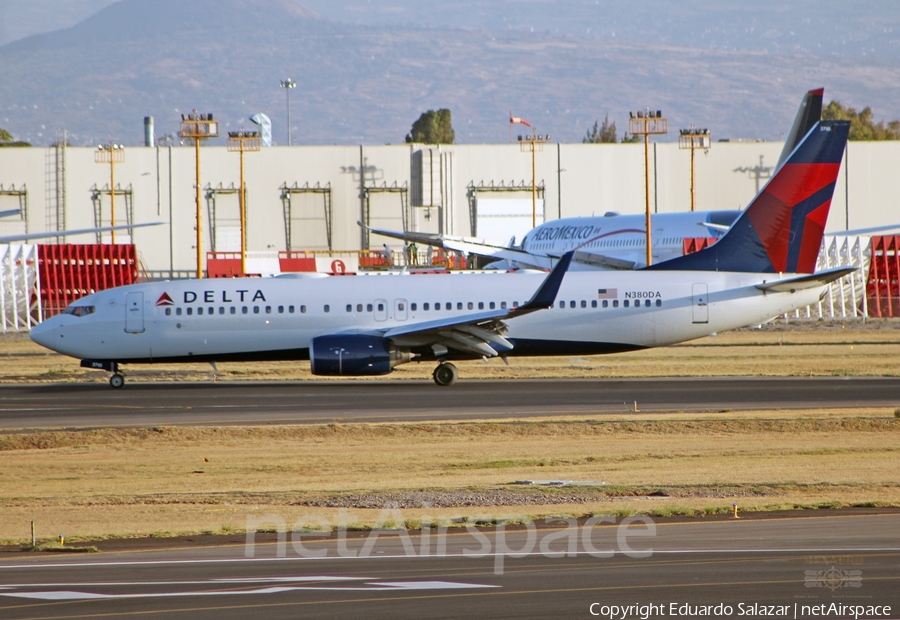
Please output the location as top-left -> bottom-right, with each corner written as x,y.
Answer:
1,413 -> 898,543
3,323 -> 899,543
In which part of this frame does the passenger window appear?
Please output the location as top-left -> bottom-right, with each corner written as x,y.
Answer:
367,303 -> 373,312
581,300 -> 587,308
187,307 -> 193,316
613,300 -> 619,308
242,306 -> 248,314
219,307 -> 225,315
569,301 -> 576,308
602,300 -> 608,308
501,301 -> 507,309
176,307 -> 182,316
624,300 -> 630,308
278,305 -> 284,314
230,307 -> 236,314
411,303 -> 417,311
254,306 -> 260,314
288,305 -> 295,313
197,307 -> 203,316
346,304 -> 352,313
301,305 -> 307,313
645,299 -> 651,307
467,302 -> 473,310
478,302 -> 484,309
324,305 -> 330,313
457,302 -> 463,310
165,308 -> 171,316
656,299 -> 662,307
424,303 -> 430,311
266,306 -> 272,314
398,302 -> 405,311
357,304 -> 363,312
490,302 -> 495,309
558,301 -> 565,309
592,300 -> 598,308
377,303 -> 383,312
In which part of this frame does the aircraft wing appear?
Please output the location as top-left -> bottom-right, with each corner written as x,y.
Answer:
360,221 -> 549,266
755,266 -> 856,293
379,251 -> 574,357
0,221 -> 164,244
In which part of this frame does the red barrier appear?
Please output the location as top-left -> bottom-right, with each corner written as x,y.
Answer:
38,244 -> 138,317
278,251 -> 316,273
207,252 -> 244,278
866,236 -> 900,317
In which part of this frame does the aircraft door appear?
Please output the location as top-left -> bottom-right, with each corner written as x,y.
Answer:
374,299 -> 387,322
692,283 -> 708,324
125,292 -> 145,333
394,299 -> 408,322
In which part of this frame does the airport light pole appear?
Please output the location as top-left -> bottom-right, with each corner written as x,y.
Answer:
512,116 -> 548,229
179,111 -> 219,279
678,127 -> 711,212
628,109 -> 667,266
94,143 -> 124,244
280,79 -> 297,146
226,130 -> 261,276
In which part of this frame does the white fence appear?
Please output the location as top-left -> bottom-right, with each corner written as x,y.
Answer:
788,236 -> 870,321
0,244 -> 41,333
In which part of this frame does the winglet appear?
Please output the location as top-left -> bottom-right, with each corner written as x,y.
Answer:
511,251 -> 573,315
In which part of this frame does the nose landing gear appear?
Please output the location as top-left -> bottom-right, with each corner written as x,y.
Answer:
79,359 -> 126,388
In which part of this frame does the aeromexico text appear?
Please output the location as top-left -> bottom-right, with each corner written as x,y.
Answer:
181,290 -> 268,304
531,224 -> 602,241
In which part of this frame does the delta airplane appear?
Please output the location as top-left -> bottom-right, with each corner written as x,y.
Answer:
368,89 -> 826,271
30,120 -> 852,388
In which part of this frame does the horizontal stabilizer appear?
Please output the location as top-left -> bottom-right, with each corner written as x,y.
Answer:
755,266 -> 856,293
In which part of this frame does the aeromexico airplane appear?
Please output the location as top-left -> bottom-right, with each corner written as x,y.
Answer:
367,88 -> 826,271
30,120 -> 852,388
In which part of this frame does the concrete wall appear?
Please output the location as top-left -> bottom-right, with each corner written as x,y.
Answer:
1,139 -> 897,273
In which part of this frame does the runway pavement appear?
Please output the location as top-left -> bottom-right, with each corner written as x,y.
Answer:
0,377 -> 897,429
1,514 -> 897,619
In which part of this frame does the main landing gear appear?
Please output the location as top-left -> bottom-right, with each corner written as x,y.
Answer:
432,362 -> 458,387
109,373 -> 125,389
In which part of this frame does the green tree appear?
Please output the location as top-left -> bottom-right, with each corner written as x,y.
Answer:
583,114 -> 618,143
0,127 -> 31,147
405,109 -> 455,144
822,101 -> 900,141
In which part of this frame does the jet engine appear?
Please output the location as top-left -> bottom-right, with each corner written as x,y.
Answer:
309,334 -> 411,376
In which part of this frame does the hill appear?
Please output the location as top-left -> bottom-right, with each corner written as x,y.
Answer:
0,0 -> 898,146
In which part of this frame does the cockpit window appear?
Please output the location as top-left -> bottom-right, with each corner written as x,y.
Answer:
62,305 -> 95,317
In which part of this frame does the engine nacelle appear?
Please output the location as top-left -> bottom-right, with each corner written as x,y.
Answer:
310,334 -> 410,376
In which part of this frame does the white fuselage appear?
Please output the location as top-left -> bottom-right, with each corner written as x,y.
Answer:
31,269 -> 822,364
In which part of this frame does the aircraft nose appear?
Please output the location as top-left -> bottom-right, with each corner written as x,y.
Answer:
30,317 -> 61,350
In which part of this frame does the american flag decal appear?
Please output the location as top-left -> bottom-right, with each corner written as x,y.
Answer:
597,288 -> 617,300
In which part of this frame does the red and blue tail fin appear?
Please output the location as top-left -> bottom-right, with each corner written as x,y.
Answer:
647,120 -> 850,274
